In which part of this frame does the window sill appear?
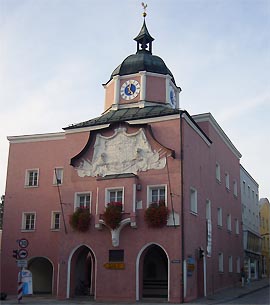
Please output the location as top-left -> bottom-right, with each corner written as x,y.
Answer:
21,229 -> 35,233
24,185 -> 39,188
190,211 -> 198,216
217,225 -> 223,229
51,228 -> 60,232
216,179 -> 221,184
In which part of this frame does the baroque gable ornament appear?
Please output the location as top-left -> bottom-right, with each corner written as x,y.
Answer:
76,127 -> 166,177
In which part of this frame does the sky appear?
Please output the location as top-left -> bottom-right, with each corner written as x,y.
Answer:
0,0 -> 269,198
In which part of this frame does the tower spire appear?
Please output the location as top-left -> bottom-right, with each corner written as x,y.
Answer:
134,2 -> 154,54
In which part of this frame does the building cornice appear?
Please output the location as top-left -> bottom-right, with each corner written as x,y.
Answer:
240,164 -> 259,187
64,124 -> 110,134
192,113 -> 242,159
7,132 -> 66,143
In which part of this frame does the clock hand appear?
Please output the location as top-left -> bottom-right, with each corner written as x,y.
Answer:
127,84 -> 133,95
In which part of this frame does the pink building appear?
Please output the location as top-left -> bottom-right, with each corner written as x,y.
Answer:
1,18 -> 243,303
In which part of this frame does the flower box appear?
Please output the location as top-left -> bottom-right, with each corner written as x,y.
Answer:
103,202 -> 123,230
144,201 -> 169,228
69,207 -> 91,232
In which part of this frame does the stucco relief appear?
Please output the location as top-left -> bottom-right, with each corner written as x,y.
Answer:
76,127 -> 166,177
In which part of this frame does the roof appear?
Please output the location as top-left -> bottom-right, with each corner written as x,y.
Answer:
109,51 -> 175,84
64,106 -> 180,130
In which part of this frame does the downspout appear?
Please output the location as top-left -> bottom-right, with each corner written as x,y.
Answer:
180,112 -> 185,302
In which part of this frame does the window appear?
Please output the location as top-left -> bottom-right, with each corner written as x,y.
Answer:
225,172 -> 230,190
216,163 -> 221,182
25,169 -> 39,187
206,199 -> 211,220
233,180 -> 238,197
53,168 -> 63,185
242,181 -> 246,194
229,256 -> 233,273
147,185 -> 166,206
75,192 -> 91,209
190,187 -> 198,214
248,185 -> 250,197
218,252 -> 224,272
22,212 -> 36,231
235,219 -> 239,235
236,257 -> 241,273
227,214 -> 232,231
107,188 -> 123,203
217,208 -> 222,227
51,212 -> 60,230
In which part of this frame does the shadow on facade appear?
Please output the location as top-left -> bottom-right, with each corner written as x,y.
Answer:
69,245 -> 95,298
28,257 -> 53,294
141,244 -> 168,298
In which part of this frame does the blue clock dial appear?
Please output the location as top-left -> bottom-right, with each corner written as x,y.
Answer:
120,80 -> 140,100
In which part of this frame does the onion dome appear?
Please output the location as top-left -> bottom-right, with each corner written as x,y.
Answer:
109,19 -> 175,84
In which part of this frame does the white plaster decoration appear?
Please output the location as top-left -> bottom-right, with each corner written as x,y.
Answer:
99,217 -> 132,247
136,200 -> 142,209
139,71 -> 146,101
76,128 -> 166,177
133,184 -> 136,213
113,75 -> 120,104
167,211 -> 180,226
166,76 -> 170,104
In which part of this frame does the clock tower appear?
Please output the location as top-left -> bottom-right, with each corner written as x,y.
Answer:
103,14 -> 181,112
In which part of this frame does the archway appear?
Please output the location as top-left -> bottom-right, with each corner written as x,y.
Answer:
69,245 -> 95,298
137,244 -> 169,300
28,257 -> 53,294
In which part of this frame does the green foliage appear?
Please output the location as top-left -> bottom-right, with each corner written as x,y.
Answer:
103,202 -> 122,230
69,208 -> 91,232
144,201 -> 169,228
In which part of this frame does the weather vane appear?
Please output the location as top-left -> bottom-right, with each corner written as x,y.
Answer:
141,2 -> 147,18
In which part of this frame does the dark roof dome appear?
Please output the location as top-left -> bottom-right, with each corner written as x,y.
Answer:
110,50 -> 175,84
108,19 -> 176,85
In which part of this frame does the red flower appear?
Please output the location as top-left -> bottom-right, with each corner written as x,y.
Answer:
144,201 -> 169,228
69,208 -> 91,232
103,202 -> 123,230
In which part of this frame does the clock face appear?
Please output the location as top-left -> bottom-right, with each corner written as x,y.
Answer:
120,80 -> 140,100
169,85 -> 176,107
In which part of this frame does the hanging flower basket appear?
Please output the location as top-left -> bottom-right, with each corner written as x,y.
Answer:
103,202 -> 123,230
69,207 -> 91,232
144,201 -> 169,228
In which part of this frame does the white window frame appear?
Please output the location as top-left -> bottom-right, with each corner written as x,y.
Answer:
216,163 -> 221,182
217,208 -> 223,227
225,172 -> 230,190
227,214 -> 232,231
190,187 -> 198,214
25,169 -> 39,187
229,255 -> 233,273
51,211 -> 61,230
53,168 -> 64,185
74,192 -> 91,210
105,187 -> 124,209
21,212 -> 36,231
147,184 -> 167,207
218,252 -> 224,272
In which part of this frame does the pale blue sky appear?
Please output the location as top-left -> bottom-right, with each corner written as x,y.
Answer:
0,0 -> 269,197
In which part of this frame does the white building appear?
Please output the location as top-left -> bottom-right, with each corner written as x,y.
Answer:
240,165 -> 261,279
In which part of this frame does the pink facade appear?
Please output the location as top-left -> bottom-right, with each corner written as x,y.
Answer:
1,18 -> 243,303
